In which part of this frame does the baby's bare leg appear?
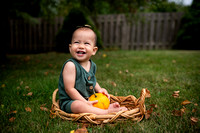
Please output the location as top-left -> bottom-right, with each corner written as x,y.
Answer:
71,101 -> 127,115
71,100 -> 109,115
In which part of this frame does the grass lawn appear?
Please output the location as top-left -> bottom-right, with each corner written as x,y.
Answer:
0,50 -> 199,132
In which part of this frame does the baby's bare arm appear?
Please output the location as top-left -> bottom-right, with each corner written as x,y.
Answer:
63,62 -> 87,102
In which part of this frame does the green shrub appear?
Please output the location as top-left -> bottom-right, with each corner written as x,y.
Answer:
55,8 -> 102,53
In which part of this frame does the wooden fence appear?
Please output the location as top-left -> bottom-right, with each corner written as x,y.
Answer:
97,12 -> 183,50
9,17 -> 64,53
8,12 -> 183,53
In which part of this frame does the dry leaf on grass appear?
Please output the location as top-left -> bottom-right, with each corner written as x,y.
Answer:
172,90 -> 180,98
145,113 -> 151,119
149,104 -> 158,108
172,93 -> 179,98
24,56 -> 30,62
40,107 -> 49,111
145,106 -> 154,119
173,91 -> 180,94
25,107 -> 32,112
9,117 -> 16,122
172,60 -> 176,63
106,64 -> 110,68
180,106 -> 186,114
44,72 -> 49,76
111,81 -> 117,87
1,84 -> 6,88
102,54 -> 107,58
74,127 -> 88,133
163,78 -> 169,82
181,100 -> 192,105
172,110 -> 182,116
27,92 -> 33,96
192,109 -> 197,113
190,117 -> 198,125
125,69 -> 129,73
9,110 -> 17,114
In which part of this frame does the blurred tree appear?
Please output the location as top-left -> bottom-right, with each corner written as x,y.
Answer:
174,0 -> 200,49
145,0 -> 186,12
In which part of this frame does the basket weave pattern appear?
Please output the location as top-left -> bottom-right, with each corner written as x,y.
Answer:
51,88 -> 147,124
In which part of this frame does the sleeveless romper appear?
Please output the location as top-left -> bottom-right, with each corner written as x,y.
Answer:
58,58 -> 97,113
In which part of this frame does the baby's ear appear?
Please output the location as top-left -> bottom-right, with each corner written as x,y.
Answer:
92,46 -> 98,55
69,44 -> 72,52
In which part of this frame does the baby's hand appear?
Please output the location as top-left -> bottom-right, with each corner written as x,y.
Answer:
87,100 -> 98,106
98,88 -> 110,99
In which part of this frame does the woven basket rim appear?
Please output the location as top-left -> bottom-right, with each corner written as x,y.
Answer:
51,88 -> 147,124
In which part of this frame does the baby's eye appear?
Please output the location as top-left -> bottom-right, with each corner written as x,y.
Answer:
74,41 -> 79,44
85,42 -> 90,45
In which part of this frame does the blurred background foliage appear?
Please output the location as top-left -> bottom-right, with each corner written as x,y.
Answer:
8,0 -> 188,19
5,0 -> 200,55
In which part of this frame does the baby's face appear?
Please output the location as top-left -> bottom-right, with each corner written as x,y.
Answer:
69,29 -> 98,62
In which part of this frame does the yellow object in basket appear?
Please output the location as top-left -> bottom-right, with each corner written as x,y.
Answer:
89,93 -> 110,109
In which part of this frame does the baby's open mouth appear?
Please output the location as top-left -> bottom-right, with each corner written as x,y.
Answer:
77,51 -> 86,54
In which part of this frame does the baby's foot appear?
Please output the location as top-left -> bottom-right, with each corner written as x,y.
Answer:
108,102 -> 120,109
108,102 -> 127,113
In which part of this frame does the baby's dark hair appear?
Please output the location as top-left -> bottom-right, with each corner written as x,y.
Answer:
74,25 -> 97,45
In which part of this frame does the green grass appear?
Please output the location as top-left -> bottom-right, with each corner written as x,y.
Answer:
0,50 -> 200,132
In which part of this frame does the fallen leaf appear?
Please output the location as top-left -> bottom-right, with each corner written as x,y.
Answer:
48,64 -> 53,67
44,72 -> 49,76
192,109 -> 197,113
172,60 -> 176,63
149,104 -> 158,108
20,81 -> 23,85
9,117 -> 16,122
1,84 -> 6,88
119,70 -> 122,74
125,69 -> 129,73
106,64 -> 110,68
16,86 -> 20,90
181,100 -> 192,105
74,127 -> 88,133
40,103 -> 46,107
111,81 -> 117,87
173,91 -> 180,94
163,78 -> 168,82
145,107 -> 153,120
145,113 -> 151,119
25,86 -> 30,89
190,117 -> 198,125
172,110 -> 182,116
27,92 -> 33,96
145,89 -> 151,98
9,110 -> 17,114
40,107 -> 49,111
102,54 -> 107,58
24,56 -> 30,62
180,107 -> 186,114
172,93 -> 179,98
25,107 -> 32,112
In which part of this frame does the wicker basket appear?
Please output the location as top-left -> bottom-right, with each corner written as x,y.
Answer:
51,88 -> 147,124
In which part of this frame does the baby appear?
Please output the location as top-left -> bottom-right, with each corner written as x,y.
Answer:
58,25 -> 127,115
